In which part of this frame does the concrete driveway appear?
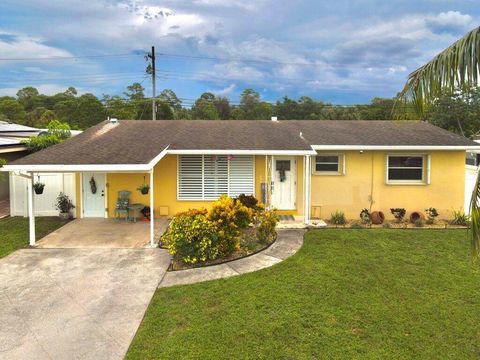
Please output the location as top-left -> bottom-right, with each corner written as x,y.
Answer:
0,248 -> 170,360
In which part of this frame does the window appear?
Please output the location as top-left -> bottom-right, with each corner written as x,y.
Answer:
313,154 -> 344,175
387,155 -> 427,183
178,155 -> 254,200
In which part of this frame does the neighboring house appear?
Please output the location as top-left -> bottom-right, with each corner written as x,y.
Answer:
3,119 -> 479,246
0,121 -> 41,202
0,121 -> 81,216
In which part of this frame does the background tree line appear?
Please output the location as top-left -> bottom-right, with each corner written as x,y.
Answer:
1,84 -> 479,137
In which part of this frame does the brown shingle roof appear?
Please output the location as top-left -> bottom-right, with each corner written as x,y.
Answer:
10,120 -> 477,166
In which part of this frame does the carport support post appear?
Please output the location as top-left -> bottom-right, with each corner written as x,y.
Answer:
27,172 -> 36,246
304,155 -> 311,225
149,169 -> 155,247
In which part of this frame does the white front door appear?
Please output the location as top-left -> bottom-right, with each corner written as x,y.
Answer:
82,172 -> 106,218
271,156 -> 296,210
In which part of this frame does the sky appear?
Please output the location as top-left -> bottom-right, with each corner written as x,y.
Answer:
0,0 -> 478,105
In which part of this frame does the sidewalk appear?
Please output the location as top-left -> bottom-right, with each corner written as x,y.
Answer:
159,229 -> 305,288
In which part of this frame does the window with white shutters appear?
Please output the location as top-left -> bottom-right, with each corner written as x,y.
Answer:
178,155 -> 254,200
229,155 -> 255,197
178,155 -> 203,199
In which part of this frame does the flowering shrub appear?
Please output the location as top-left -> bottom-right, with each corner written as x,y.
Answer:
165,195 -> 278,266
208,195 -> 253,256
162,212 -> 219,264
255,208 -> 279,244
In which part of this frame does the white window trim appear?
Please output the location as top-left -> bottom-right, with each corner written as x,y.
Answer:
177,154 -> 255,201
385,154 -> 430,185
312,153 -> 345,176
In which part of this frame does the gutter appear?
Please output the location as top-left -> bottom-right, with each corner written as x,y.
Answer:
311,145 -> 480,151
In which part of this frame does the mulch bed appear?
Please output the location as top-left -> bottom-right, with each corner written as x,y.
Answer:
164,229 -> 277,271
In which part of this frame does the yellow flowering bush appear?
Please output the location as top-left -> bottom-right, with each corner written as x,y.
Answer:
164,195 -> 278,266
255,208 -> 279,244
162,212 -> 219,265
207,195 -> 253,256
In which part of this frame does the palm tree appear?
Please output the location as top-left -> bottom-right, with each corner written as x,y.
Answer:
396,26 -> 480,260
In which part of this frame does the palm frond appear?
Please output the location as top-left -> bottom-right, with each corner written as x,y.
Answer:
394,26 -> 480,118
470,169 -> 480,261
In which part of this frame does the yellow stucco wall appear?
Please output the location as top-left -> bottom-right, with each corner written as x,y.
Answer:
77,151 -> 464,221
310,151 -> 465,220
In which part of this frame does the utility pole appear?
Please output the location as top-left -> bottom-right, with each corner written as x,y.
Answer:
147,46 -> 156,120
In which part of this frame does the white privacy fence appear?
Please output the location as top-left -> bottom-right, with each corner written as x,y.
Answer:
10,173 -> 76,217
465,165 -> 478,214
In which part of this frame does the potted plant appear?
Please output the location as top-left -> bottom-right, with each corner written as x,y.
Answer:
55,192 -> 75,220
137,183 -> 150,195
33,182 -> 45,195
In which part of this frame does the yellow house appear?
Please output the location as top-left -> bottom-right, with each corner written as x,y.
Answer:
5,119 -> 479,246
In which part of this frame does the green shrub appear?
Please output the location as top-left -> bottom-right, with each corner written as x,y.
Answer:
162,212 -> 219,264
414,218 -> 425,227
425,207 -> 439,224
359,208 -> 371,224
390,208 -> 406,222
330,210 -> 346,225
55,192 -> 75,213
208,195 -> 253,256
255,208 -> 279,244
451,210 -> 469,226
350,221 -> 364,229
235,194 -> 259,209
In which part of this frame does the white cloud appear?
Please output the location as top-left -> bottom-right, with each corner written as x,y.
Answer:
211,83 -> 236,96
0,31 -> 72,60
0,83 -> 74,96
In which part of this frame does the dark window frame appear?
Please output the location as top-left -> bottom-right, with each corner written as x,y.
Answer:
313,153 -> 344,175
386,155 -> 427,184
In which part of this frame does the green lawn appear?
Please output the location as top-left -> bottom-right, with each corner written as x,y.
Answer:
0,216 -> 69,258
127,229 -> 480,359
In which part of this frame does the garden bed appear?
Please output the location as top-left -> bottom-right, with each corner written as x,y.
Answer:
322,219 -> 469,229
161,195 -> 279,271
166,227 -> 277,271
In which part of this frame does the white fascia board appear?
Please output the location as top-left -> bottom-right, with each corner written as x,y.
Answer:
311,145 -> 480,151
148,145 -> 170,168
167,149 -> 317,155
2,164 -> 151,173
0,146 -> 26,153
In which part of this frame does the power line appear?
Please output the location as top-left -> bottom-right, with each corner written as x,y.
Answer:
0,53 -> 143,61
157,52 -> 402,70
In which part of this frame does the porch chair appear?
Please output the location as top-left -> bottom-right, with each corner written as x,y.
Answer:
114,190 -> 131,221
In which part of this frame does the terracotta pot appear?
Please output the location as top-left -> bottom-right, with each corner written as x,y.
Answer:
59,212 -> 71,220
409,211 -> 425,224
371,211 -> 385,225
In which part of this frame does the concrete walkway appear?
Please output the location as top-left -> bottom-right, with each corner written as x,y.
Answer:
0,248 -> 170,360
159,229 -> 305,288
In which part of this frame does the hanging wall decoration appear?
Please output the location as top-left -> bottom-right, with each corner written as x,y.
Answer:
277,163 -> 287,182
90,176 -> 97,194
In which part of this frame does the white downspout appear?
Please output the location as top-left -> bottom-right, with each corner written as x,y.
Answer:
150,169 -> 155,247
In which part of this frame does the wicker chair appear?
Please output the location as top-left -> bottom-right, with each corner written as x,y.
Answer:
114,190 -> 131,221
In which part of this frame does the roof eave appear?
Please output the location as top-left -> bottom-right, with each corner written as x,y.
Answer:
2,164 -> 153,173
311,145 -> 480,151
